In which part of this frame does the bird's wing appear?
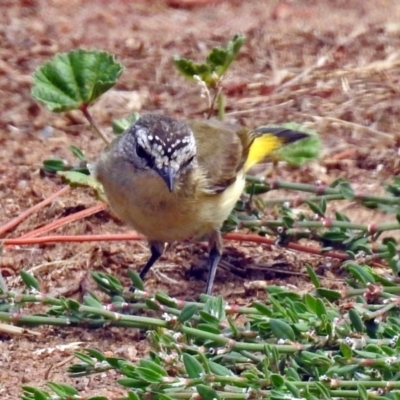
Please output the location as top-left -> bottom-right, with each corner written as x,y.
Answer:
187,119 -> 250,193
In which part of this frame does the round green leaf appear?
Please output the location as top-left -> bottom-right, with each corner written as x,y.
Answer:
32,49 -> 123,112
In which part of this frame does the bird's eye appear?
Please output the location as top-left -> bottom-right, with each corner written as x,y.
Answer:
181,155 -> 195,169
136,143 -> 155,167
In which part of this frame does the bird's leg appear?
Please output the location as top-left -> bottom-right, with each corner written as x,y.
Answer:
129,241 -> 165,292
140,241 -> 165,279
205,230 -> 223,295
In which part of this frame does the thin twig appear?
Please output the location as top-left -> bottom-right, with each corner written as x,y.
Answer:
0,186 -> 70,237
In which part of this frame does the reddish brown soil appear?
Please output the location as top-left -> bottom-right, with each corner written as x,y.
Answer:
1,0 -> 400,398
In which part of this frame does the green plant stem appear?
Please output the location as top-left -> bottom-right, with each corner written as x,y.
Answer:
80,104 -> 110,144
246,177 -> 400,205
240,218 -> 400,234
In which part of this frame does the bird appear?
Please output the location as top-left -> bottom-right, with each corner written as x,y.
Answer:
92,114 -> 309,295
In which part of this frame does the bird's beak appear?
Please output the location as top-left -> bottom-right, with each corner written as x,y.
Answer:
158,165 -> 176,192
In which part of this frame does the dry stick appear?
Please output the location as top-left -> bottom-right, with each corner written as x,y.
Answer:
0,186 -> 70,237
4,233 -> 143,245
18,203 -> 107,239
4,232 -> 349,261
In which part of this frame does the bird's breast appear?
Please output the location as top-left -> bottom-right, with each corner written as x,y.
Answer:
98,165 -> 245,243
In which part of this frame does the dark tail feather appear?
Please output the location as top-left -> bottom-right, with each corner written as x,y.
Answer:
252,126 -> 309,144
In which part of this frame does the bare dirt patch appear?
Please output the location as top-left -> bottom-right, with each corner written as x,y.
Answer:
1,0 -> 400,398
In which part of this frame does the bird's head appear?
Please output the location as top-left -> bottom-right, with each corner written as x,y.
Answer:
120,114 -> 197,192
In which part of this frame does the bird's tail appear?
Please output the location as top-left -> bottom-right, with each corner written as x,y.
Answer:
244,127 -> 308,171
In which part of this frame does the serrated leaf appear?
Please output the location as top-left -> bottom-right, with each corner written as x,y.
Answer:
173,57 -> 211,82
270,319 -> 295,341
183,353 -> 204,378
178,304 -> 198,323
20,271 -> 40,291
32,49 -> 123,112
196,384 -> 220,400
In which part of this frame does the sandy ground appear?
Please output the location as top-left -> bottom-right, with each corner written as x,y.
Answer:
1,0 -> 400,398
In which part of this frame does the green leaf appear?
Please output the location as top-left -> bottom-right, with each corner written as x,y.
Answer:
307,200 -> 325,216
208,360 -> 233,376
285,381 -> 300,397
358,384 -> 368,400
270,319 -> 295,341
127,269 -> 145,291
340,343 -> 352,359
346,263 -> 375,284
252,301 -> 273,316
315,288 -> 342,301
32,49 -> 124,112
70,145 -> 86,161
83,295 -> 103,308
139,359 -> 167,377
173,57 -> 211,82
46,382 -> 78,396
73,352 -> 96,366
58,170 -> 105,199
306,264 -> 320,288
136,367 -> 163,383
178,304 -> 198,323
42,158 -> 67,173
118,378 -> 149,389
337,181 -> 355,200
197,323 -> 221,335
127,392 -> 141,400
315,298 -> 327,319
20,271 -> 40,291
304,293 -> 317,313
349,309 -> 364,332
91,271 -> 123,294
196,384 -> 220,400
270,374 -> 285,388
21,387 -> 49,400
112,112 -> 140,134
183,353 -> 204,378
86,348 -> 106,361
